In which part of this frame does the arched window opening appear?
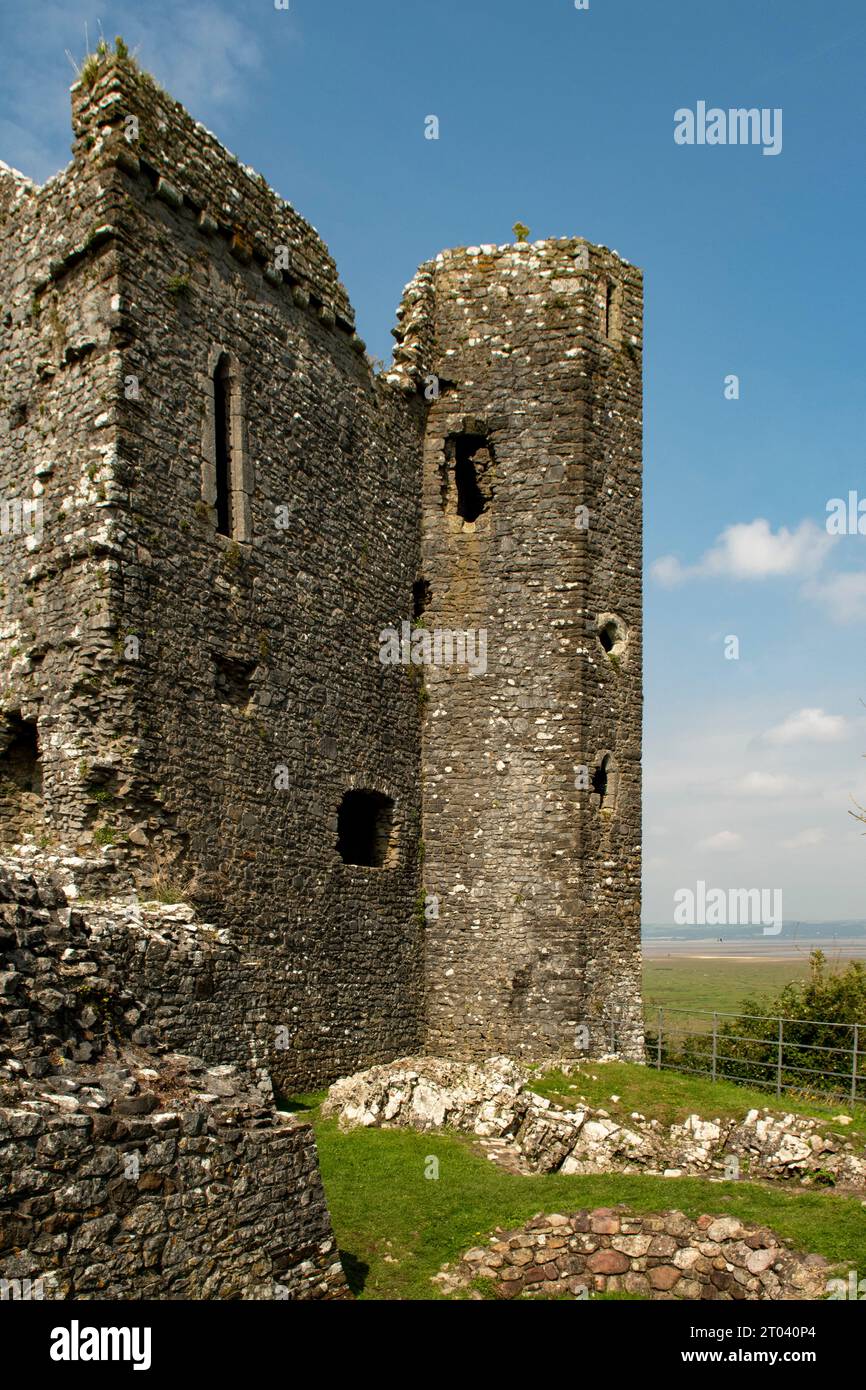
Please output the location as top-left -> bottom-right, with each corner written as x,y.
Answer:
592,755 -> 610,805
590,753 -> 619,814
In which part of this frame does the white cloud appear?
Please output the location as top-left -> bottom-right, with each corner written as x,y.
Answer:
763,707 -> 848,746
802,571 -> 866,625
0,1 -> 270,183
649,554 -> 685,586
697,830 -> 743,852
780,828 -> 827,850
138,5 -> 265,117
732,771 -> 802,797
651,518 -> 834,587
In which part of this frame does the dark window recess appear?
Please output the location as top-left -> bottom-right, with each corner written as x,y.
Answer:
412,578 -> 431,619
213,654 -> 255,706
598,622 -> 616,653
454,435 -> 493,522
592,755 -> 610,806
0,714 -> 41,797
0,714 -> 42,845
213,354 -> 233,537
337,789 -> 394,867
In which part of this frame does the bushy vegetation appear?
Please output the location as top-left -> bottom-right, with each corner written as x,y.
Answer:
648,952 -> 866,1103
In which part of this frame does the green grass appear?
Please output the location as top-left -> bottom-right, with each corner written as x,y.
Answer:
530,1059 -> 866,1141
643,957 -> 813,1016
306,1106 -> 866,1300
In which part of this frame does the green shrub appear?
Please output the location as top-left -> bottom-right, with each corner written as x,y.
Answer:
656,952 -> 866,1101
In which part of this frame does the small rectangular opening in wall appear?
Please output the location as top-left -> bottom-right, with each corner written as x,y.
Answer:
213,653 -> 255,707
0,713 -> 42,844
412,579 -> 431,619
336,789 -> 395,867
603,280 -> 620,342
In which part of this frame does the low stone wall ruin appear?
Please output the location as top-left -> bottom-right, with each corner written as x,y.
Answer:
435,1208 -> 831,1301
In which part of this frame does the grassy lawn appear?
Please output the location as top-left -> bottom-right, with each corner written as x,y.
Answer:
304,1099 -> 866,1300
300,956 -> 866,1299
530,1059 -> 866,1142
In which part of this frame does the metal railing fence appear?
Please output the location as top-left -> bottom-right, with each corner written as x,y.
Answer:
643,1005 -> 864,1105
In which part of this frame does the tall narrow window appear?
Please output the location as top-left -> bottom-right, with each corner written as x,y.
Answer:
603,280 -> 620,342
444,431 -> 495,524
592,755 -> 610,805
591,753 -> 619,813
0,713 -> 42,845
213,354 -> 233,537
202,350 -> 252,542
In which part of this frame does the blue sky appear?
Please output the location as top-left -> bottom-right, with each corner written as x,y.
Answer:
2,0 -> 865,922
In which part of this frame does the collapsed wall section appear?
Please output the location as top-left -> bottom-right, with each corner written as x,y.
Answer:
412,240 -> 643,1061
0,865 -> 347,1299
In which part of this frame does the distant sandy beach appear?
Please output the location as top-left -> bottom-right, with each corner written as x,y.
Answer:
642,938 -> 866,962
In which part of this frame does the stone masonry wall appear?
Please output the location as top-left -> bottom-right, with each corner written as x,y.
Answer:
1,51 -> 644,1095
1,55 -> 431,1091
0,864 -> 347,1299
0,149 -> 131,848
413,241 -> 643,1062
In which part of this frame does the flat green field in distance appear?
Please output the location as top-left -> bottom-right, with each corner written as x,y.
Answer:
643,957 -> 813,1016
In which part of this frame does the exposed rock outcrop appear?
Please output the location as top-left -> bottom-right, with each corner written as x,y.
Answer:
324,1056 -> 866,1188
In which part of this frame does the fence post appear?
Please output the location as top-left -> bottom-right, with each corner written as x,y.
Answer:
712,1012 -> 718,1083
853,1023 -> 860,1104
776,1017 -> 783,1097
657,1008 -> 662,1071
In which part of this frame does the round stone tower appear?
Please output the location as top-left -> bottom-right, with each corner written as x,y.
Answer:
409,238 -> 643,1063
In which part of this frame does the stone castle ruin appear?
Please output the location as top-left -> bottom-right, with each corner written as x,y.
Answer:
0,52 -> 642,1298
